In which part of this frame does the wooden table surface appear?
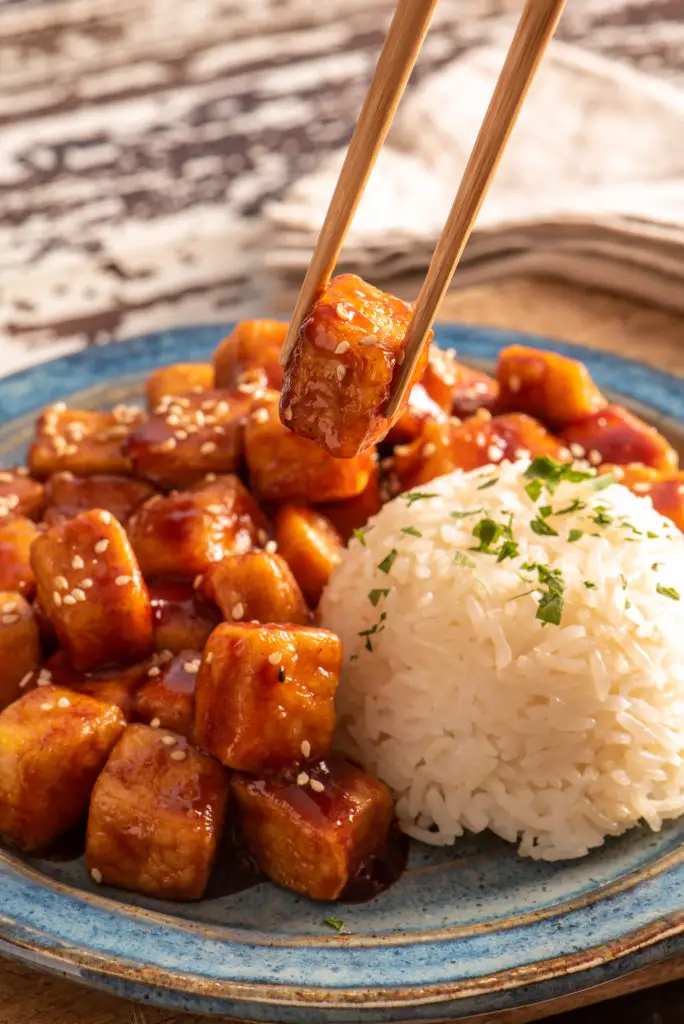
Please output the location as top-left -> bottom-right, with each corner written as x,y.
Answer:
3,0 -> 684,1021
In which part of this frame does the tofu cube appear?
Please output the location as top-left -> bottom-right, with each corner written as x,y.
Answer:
28,404 -> 145,479
280,274 -> 430,457
0,592 -> 41,710
195,623 -> 341,772
134,651 -> 200,739
496,345 -> 606,430
86,723 -> 229,900
421,348 -> 499,418
148,576 -> 221,653
31,509 -> 153,671
0,686 -> 125,852
274,506 -> 343,607
44,471 -> 156,527
0,468 -> 45,520
232,756 -> 394,900
316,463 -> 383,543
128,475 -> 266,578
0,514 -> 39,598
204,552 -> 308,626
128,390 -> 253,489
145,363 -> 215,409
560,404 -> 679,473
213,319 -> 287,391
245,394 -> 375,503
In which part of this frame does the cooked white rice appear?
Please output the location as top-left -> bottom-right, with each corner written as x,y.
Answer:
320,459 -> 684,860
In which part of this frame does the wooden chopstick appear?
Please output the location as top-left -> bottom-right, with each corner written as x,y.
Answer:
386,0 -> 567,418
278,0 -> 440,367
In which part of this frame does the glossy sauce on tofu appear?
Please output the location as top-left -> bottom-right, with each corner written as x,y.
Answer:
0,298 -> 682,906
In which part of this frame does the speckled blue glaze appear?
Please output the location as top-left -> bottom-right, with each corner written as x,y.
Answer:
1,323 -> 684,1022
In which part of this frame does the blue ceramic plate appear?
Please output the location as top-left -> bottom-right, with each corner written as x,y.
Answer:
1,323 -> 684,1023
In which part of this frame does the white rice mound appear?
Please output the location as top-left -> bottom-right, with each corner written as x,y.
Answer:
320,459 -> 684,861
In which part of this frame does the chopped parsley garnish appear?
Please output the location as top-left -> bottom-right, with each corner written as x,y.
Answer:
534,565 -> 565,626
323,916 -> 345,933
454,551 -> 476,568
525,479 -> 543,503
471,518 -> 503,552
625,599 -> 632,610
530,517 -> 558,537
647,531 -> 659,539
592,508 -> 613,528
620,574 -> 627,590
590,473 -> 616,491
584,581 -> 598,590
405,492 -> 438,506
652,563 -> 663,572
352,526 -> 371,547
618,520 -> 642,535
368,588 -> 389,607
401,526 -> 422,537
657,584 -> 680,601
377,549 -> 398,574
497,540 -> 520,562
538,504 -> 553,518
450,508 -> 484,520
477,477 -> 499,491
555,498 -> 587,516
568,529 -> 584,543
350,654 -> 359,662
524,456 -> 593,494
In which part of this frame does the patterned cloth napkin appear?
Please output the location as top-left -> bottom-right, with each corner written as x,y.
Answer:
264,41 -> 684,313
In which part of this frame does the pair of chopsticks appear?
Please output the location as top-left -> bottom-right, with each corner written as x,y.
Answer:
279,0 -> 567,417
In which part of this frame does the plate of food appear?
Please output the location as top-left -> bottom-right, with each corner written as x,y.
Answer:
1,274 -> 684,1023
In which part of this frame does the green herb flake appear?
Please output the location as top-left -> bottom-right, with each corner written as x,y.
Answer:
584,581 -> 598,590
625,599 -> 632,610
652,563 -> 663,572
535,565 -> 565,626
657,584 -> 680,601
524,456 -> 593,495
538,504 -> 552,518
590,473 -> 615,492
568,529 -> 584,543
350,654 -> 359,662
401,526 -> 422,537
405,492 -> 438,506
323,916 -> 345,933
368,588 -> 389,607
364,636 -> 373,652
620,573 -> 627,590
497,540 -> 520,563
477,477 -> 499,491
352,526 -> 371,547
647,531 -> 659,539
454,551 -> 476,568
592,508 -> 613,528
450,508 -> 484,520
555,498 -> 587,516
471,518 -> 503,552
530,517 -> 558,537
377,549 -> 398,574
525,479 -> 543,503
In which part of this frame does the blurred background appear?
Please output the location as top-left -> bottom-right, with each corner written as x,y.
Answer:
0,0 -> 682,377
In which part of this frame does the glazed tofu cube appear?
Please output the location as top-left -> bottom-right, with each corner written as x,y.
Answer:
195,623 -> 341,772
28,404 -> 145,479
128,475 -> 266,578
232,756 -> 394,900
213,319 -> 287,391
0,686 -> 125,852
43,472 -> 156,527
134,651 -> 200,739
316,462 -> 383,542
0,514 -> 39,599
205,552 -> 308,626
39,650 -> 152,719
560,405 -> 678,473
127,390 -> 253,489
386,384 -> 447,445
421,348 -> 499,419
280,274 -> 430,457
496,345 -> 606,430
148,576 -> 221,653
31,509 -> 153,672
245,395 -> 375,503
274,506 -> 343,607
0,592 -> 41,710
0,468 -> 45,521
86,723 -> 229,900
146,363 -> 215,409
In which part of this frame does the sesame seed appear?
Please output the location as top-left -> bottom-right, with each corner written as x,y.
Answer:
54,575 -> 69,591
16,467 -> 29,477
170,749 -> 187,761
94,539 -> 109,554
284,407 -> 293,421
309,779 -> 325,793
162,735 -> 177,746
252,408 -> 269,424
72,555 -> 84,569
90,868 -> 103,884
166,415 -> 181,427
5,495 -> 18,509
160,438 -> 177,452
1,601 -> 17,613
52,401 -> 67,413
231,602 -> 244,620
204,473 -> 216,483
37,678 -> 51,687
508,374 -> 521,393
612,467 -> 625,481
478,410 -> 493,423
633,482 -> 650,494
300,739 -> 311,757
183,659 -> 200,674
422,443 -> 437,457
200,441 -> 217,454
0,508 -> 8,518
62,594 -> 77,606
1,613 -> 19,625
72,587 -> 86,602
175,430 -> 188,440
570,443 -> 586,459
195,411 -> 206,427
64,445 -> 78,456
205,504 -> 224,514
115,575 -> 132,586
19,672 -> 33,688
193,574 -> 204,589
265,540 -> 277,554
334,341 -> 350,355
588,450 -> 603,466
150,718 -> 161,728
257,529 -> 268,545
57,696 -> 70,708
53,591 -> 62,607
205,651 -> 214,665
40,702 -> 53,712
336,365 -> 347,382
358,335 -> 378,346
488,444 -> 504,462
0,472 -> 12,483
268,652 -> 283,665
148,666 -> 161,677
296,772 -> 309,786
81,578 -> 94,589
